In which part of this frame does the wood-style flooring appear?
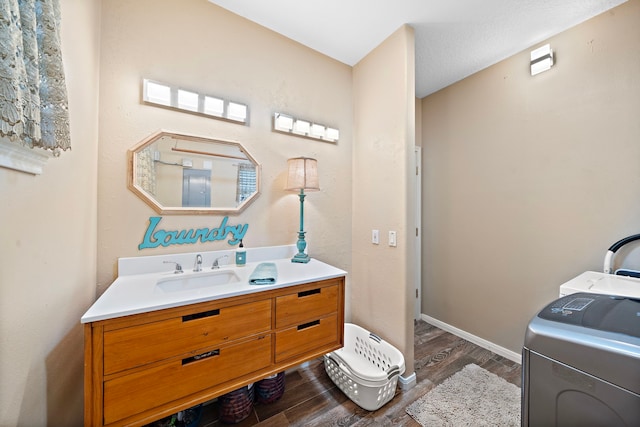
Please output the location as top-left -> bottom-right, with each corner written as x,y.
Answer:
198,320 -> 522,426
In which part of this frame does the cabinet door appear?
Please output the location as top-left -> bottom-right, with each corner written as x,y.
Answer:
103,334 -> 272,425
103,299 -> 271,375
275,283 -> 338,329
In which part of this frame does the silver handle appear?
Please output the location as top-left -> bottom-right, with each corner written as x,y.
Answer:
212,254 -> 229,269
163,261 -> 183,274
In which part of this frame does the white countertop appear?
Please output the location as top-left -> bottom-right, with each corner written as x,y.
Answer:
82,252 -> 346,323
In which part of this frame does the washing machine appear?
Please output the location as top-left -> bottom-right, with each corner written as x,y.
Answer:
522,292 -> 640,426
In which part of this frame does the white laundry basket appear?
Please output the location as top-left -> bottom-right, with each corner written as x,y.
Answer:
324,323 -> 405,411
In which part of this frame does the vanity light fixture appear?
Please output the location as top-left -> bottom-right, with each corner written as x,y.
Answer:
273,113 -> 339,143
142,79 -> 249,124
285,157 -> 320,263
530,44 -> 554,76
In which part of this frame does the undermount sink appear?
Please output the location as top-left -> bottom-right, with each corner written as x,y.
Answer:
156,269 -> 241,292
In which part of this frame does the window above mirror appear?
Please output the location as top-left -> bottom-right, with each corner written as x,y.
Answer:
128,130 -> 261,215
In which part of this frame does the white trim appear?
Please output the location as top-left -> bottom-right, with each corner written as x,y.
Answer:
0,140 -> 53,175
399,371 -> 417,390
421,314 -> 521,364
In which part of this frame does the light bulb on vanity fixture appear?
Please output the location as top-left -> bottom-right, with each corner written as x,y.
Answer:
285,157 -> 320,263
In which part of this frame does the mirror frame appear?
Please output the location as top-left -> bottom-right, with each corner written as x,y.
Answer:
127,130 -> 261,215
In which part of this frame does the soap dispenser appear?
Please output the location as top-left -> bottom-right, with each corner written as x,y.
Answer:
235,240 -> 246,266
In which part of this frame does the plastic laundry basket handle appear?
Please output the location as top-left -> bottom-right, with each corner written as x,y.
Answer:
326,354 -> 353,376
604,233 -> 640,273
386,365 -> 401,380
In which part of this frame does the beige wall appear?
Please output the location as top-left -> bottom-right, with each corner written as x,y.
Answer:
97,0 -> 353,297
352,25 -> 416,374
421,0 -> 640,354
0,0 -> 101,425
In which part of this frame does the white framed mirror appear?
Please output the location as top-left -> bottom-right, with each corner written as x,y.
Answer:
127,130 -> 260,215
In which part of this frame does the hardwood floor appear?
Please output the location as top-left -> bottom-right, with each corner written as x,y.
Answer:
198,320 -> 522,426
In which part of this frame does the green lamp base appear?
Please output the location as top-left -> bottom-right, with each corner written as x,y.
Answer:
291,229 -> 310,263
291,252 -> 310,263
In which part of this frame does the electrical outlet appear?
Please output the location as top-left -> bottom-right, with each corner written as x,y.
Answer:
389,231 -> 397,247
372,229 -> 379,245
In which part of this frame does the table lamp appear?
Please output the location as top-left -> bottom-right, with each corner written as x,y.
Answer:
285,157 -> 319,263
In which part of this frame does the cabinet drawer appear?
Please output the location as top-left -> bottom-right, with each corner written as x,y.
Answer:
275,315 -> 338,363
103,299 -> 271,375
103,334 -> 272,425
275,284 -> 338,329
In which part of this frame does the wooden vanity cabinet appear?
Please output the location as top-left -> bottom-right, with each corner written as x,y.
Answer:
84,277 -> 344,427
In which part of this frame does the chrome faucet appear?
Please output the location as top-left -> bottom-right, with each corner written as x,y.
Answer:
212,255 -> 228,269
194,254 -> 203,272
163,261 -> 183,274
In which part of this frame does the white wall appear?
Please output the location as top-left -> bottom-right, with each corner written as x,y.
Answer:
0,0 -> 101,425
421,0 -> 640,354
352,25 -> 416,374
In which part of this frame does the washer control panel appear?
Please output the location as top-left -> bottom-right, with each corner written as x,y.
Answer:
538,292 -> 640,338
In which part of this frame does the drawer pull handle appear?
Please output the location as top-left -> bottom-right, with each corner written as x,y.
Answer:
298,320 -> 320,330
182,309 -> 220,322
182,349 -> 220,365
298,288 -> 321,298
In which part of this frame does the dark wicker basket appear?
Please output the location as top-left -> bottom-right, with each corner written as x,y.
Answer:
218,383 -> 254,424
148,404 -> 202,427
255,372 -> 285,404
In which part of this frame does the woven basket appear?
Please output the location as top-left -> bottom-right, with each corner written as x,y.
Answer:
255,372 -> 285,404
148,404 -> 202,427
218,383 -> 254,424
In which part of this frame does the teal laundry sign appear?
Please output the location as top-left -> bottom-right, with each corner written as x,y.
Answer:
138,216 -> 248,250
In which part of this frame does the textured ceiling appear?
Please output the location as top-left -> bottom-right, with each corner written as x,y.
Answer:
208,0 -> 626,98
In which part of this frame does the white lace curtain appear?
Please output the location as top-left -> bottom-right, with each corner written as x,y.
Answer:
0,0 -> 70,155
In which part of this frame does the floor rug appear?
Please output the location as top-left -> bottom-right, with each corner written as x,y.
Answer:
406,363 -> 521,427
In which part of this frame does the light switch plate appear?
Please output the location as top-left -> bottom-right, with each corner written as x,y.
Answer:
372,229 -> 379,245
389,231 -> 397,247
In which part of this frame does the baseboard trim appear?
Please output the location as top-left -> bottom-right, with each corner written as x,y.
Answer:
420,314 -> 521,364
399,371 -> 417,390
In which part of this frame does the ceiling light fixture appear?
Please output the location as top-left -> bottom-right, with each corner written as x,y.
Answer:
530,44 -> 554,76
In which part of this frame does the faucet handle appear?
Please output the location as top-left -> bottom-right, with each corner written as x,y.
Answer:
212,255 -> 229,269
194,254 -> 203,272
163,261 -> 183,274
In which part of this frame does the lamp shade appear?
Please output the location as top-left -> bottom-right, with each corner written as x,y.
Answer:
285,157 -> 320,191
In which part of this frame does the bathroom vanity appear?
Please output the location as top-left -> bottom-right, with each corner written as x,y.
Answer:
82,247 -> 346,426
